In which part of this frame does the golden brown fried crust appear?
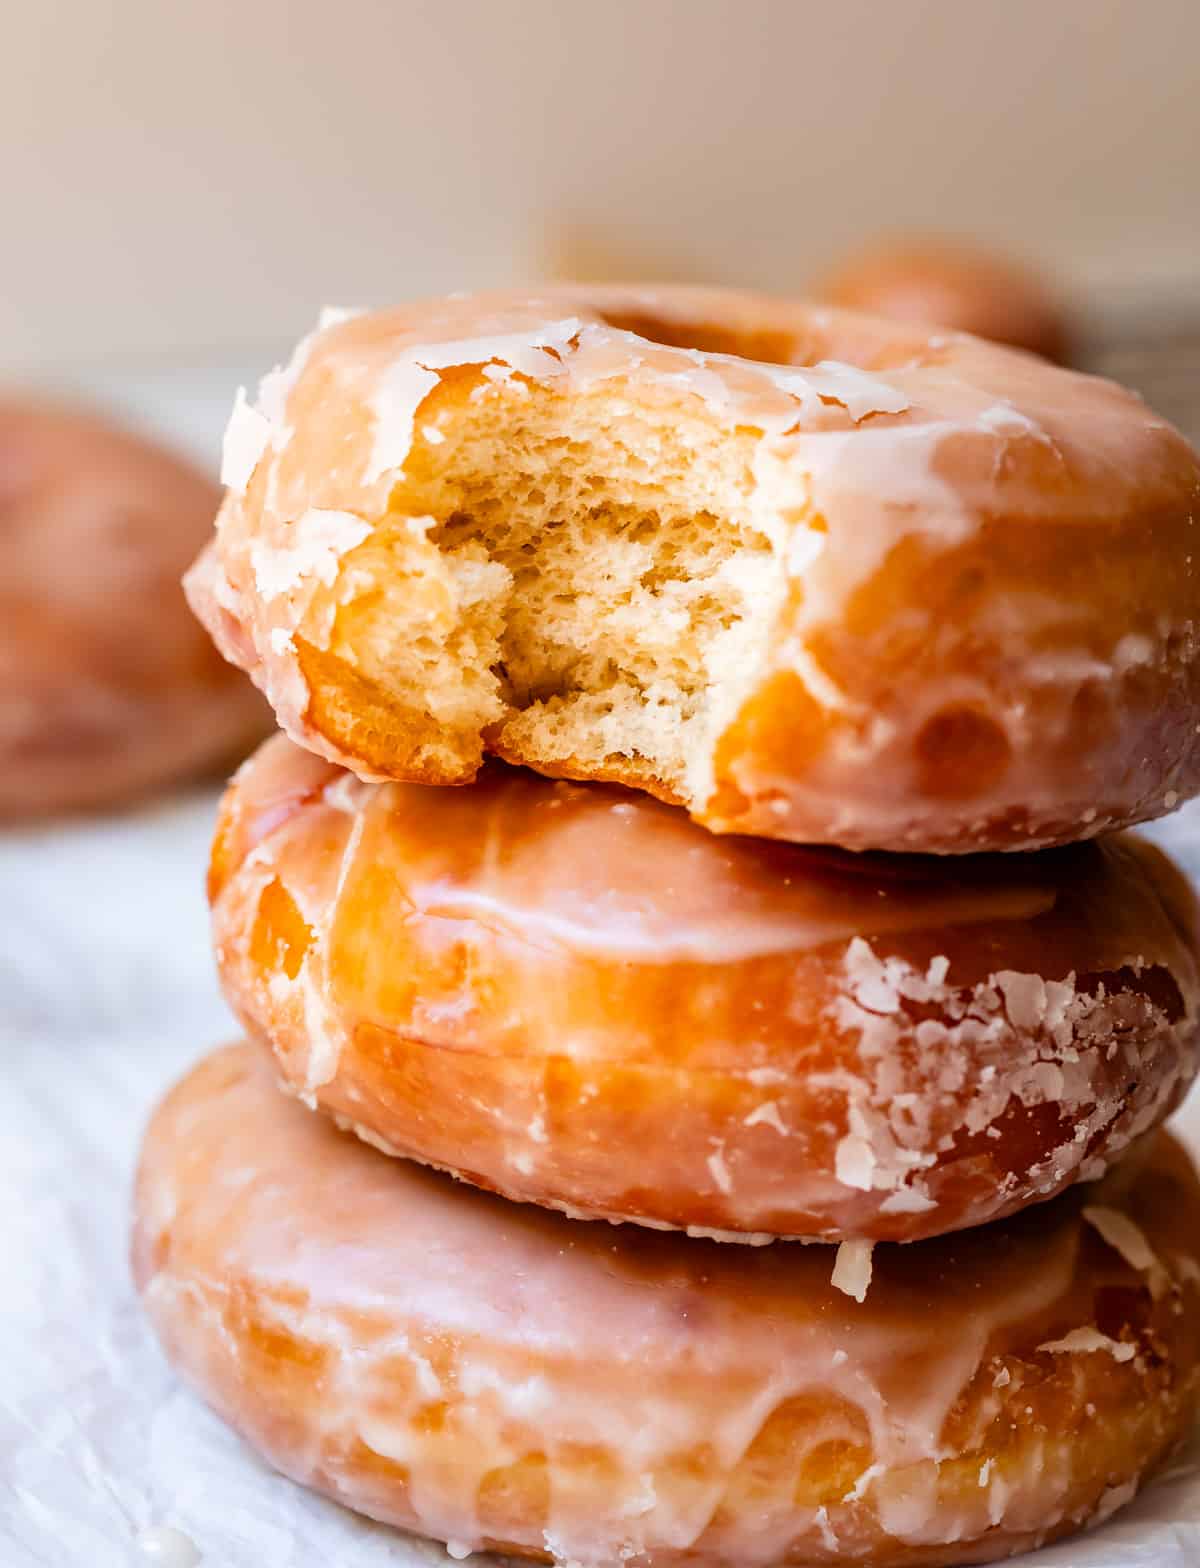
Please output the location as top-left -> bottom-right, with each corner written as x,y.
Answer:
186,284 -> 1200,852
210,735 -> 1200,1242
134,1042 -> 1200,1567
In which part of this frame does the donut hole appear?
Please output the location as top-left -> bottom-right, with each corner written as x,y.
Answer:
915,707 -> 1012,799
320,374 -> 791,800
594,308 -> 934,374
597,310 -> 803,366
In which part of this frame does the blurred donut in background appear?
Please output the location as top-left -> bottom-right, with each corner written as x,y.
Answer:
814,236 -> 1072,362
0,399 -> 268,818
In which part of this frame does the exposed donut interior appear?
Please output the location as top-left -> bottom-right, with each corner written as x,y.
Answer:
299,312 -> 803,799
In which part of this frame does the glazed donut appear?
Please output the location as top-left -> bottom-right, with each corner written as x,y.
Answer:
814,238 -> 1072,363
184,284 -> 1200,852
209,733 -> 1200,1242
134,1043 -> 1200,1568
0,399 -> 266,817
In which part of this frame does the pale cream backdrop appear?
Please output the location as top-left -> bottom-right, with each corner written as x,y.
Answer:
4,0 -> 1198,373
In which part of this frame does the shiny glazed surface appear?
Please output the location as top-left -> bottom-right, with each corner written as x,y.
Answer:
211,735 -> 1200,1241
133,1044 -> 1200,1567
187,283 -> 1200,851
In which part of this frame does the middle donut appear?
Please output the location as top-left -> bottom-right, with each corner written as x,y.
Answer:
211,734 -> 1200,1243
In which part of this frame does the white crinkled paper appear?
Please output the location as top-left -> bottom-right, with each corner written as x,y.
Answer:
2,789 -> 1199,1568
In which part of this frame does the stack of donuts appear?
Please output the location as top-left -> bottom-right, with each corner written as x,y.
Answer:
135,286 -> 1200,1566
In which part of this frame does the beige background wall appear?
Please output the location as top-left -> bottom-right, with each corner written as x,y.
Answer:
4,0 -> 1198,369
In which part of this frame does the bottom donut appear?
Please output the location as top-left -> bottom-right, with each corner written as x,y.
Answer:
133,1044 -> 1200,1568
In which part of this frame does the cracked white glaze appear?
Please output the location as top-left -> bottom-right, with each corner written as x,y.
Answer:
134,1046 -> 1200,1568
185,283 -> 1200,853
209,736 -> 1200,1242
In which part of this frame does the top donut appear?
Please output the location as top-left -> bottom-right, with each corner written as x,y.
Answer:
186,285 -> 1200,853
